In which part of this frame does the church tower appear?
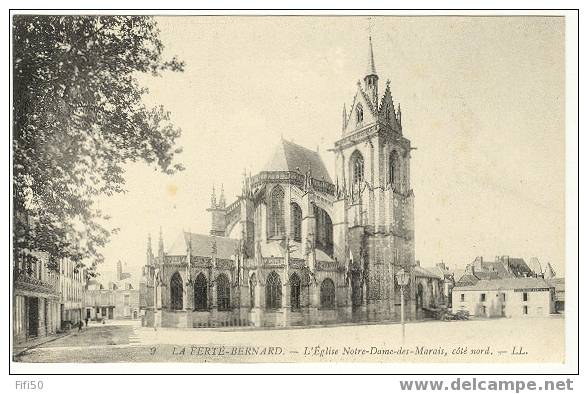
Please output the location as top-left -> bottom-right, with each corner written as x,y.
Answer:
333,37 -> 415,321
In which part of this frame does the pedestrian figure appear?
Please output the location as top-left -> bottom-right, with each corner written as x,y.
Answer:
85,317 -> 89,327
78,320 -> 83,332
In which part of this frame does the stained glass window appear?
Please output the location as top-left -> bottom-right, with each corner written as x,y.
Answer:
320,278 -> 336,309
193,273 -> 207,311
265,271 -> 282,310
314,205 -> 334,257
170,272 -> 183,310
351,150 -> 364,185
291,202 -> 302,242
290,273 -> 301,310
269,186 -> 285,238
217,273 -> 231,311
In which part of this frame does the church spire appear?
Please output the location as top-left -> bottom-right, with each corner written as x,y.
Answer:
158,226 -> 164,259
147,233 -> 152,253
342,103 -> 347,131
210,184 -> 217,209
364,36 -> 379,105
366,35 -> 377,77
146,233 -> 153,263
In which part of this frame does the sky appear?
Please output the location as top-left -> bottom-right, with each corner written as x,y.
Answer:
95,16 -> 565,283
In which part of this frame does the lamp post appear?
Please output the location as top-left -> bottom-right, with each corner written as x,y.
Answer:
396,268 -> 410,344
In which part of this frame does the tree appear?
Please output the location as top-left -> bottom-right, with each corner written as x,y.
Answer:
12,16 -> 185,277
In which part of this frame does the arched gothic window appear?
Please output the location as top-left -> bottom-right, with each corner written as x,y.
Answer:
389,150 -> 399,186
356,104 -> 364,124
249,273 -> 257,309
193,273 -> 207,311
314,205 -> 334,257
265,271 -> 282,310
216,273 -> 231,311
290,273 -> 301,310
350,150 -> 364,185
268,186 -> 285,238
291,202 -> 302,242
170,272 -> 183,310
320,278 -> 336,309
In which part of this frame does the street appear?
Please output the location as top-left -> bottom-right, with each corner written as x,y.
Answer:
14,315 -> 565,363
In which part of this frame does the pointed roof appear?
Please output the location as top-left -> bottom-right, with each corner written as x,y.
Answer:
505,258 -> 532,277
366,36 -> 377,77
544,262 -> 557,279
158,227 -> 164,255
528,257 -> 543,275
262,139 -> 332,183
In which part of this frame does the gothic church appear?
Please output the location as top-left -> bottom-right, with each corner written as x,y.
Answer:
140,38 -> 417,328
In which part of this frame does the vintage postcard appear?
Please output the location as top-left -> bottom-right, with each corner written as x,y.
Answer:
9,10 -> 578,375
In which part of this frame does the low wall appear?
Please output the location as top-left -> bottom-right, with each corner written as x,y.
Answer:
141,303 -> 416,329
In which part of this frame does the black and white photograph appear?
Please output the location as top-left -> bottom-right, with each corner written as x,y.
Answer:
8,8 -> 579,379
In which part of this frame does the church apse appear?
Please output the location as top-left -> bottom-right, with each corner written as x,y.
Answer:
140,37 -> 417,328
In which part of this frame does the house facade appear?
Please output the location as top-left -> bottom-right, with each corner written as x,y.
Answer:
59,258 -> 86,328
451,278 -> 555,318
13,251 -> 61,344
85,279 -> 140,321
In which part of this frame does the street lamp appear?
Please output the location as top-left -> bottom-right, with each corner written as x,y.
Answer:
396,268 -> 410,344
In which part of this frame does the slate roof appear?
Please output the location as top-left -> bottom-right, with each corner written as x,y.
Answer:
167,231 -> 239,260
506,258 -> 532,276
455,269 -> 500,287
451,269 -> 466,283
366,36 -> 377,76
263,139 -> 332,184
456,274 -> 479,287
456,277 -> 552,291
258,240 -> 333,262
480,260 -> 513,278
474,271 -> 501,281
415,266 -> 443,279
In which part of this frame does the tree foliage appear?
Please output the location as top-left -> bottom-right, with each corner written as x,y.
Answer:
13,16 -> 184,276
